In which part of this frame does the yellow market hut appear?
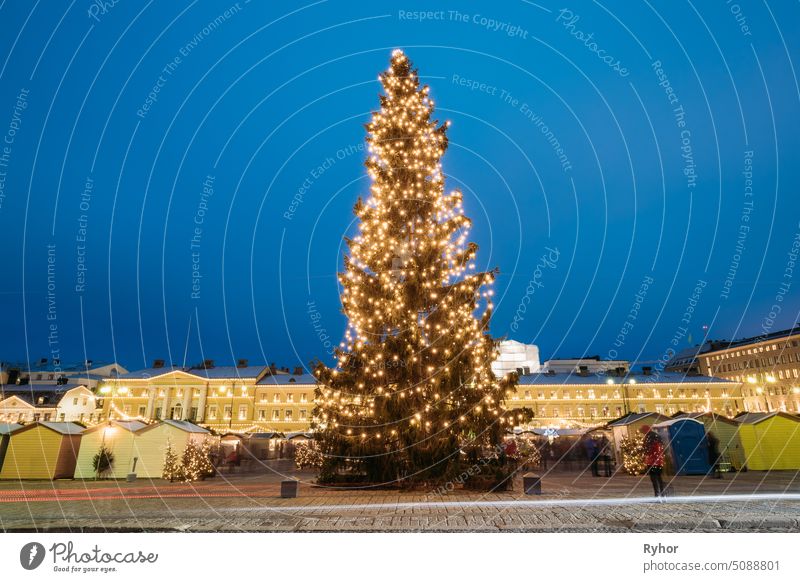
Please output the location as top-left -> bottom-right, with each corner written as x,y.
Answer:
0,423 -> 23,474
674,412 -> 745,470
0,422 -> 83,480
129,420 -> 211,478
736,412 -> 800,471
74,420 -> 148,479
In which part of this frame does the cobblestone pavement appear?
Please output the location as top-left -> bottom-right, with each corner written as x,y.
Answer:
1,465 -> 799,532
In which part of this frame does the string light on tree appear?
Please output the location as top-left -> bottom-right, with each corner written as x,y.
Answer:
313,50 -> 531,486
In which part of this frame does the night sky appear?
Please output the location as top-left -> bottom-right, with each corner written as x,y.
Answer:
0,1 -> 798,372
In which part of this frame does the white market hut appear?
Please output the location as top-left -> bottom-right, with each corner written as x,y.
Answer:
130,420 -> 212,478
607,412 -> 671,464
74,420 -> 148,479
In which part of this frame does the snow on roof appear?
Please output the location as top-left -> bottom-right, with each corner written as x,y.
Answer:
516,371 -> 734,386
256,373 -> 317,386
0,423 -> 22,435
160,419 -> 210,433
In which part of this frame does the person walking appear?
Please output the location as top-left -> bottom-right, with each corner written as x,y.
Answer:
641,426 -> 666,499
599,435 -> 613,477
584,436 -> 600,477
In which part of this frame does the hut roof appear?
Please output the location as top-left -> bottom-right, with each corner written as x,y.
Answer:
0,422 -> 22,435
82,420 -> 148,434
673,411 -> 739,425
11,421 -> 85,436
734,411 -> 800,425
607,412 -> 670,427
652,418 -> 704,429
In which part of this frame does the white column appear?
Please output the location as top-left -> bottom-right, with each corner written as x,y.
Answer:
196,383 -> 208,422
181,386 -> 192,420
145,389 -> 156,419
161,389 -> 172,420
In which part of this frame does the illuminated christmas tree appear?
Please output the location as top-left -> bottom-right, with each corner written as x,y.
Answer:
314,50 -> 528,486
620,434 -> 647,475
182,440 -> 213,482
162,439 -> 184,482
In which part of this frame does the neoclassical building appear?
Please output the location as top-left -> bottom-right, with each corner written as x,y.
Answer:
98,361 -> 316,433
697,327 -> 800,413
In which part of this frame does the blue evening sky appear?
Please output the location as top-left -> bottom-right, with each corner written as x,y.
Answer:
0,1 -> 798,371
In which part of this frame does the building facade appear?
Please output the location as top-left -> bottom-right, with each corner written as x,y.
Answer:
697,327 -> 800,412
99,362 -> 316,433
509,369 -> 742,427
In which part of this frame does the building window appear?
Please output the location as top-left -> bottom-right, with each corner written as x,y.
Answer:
73,397 -> 79,405
273,394 -> 280,403
273,409 -> 281,420
285,410 -> 293,420
138,405 -> 147,417
287,394 -> 294,403
208,406 -> 217,420
300,393 -> 307,403
258,409 -> 267,420
223,405 -> 232,420
238,405 -> 248,420
300,409 -> 307,420
190,407 -> 198,420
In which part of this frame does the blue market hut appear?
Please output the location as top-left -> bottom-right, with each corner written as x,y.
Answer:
652,418 -> 711,475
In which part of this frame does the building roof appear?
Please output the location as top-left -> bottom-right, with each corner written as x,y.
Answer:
256,373 -> 317,386
516,371 -> 733,386
115,366 -> 189,380
703,326 -> 800,355
188,366 -> 266,380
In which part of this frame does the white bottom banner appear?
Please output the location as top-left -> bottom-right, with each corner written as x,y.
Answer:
1,532 -> 796,581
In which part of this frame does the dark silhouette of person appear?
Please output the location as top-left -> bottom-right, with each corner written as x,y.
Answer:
707,432 -> 722,479
599,435 -> 613,477
641,425 -> 666,498
583,436 -> 600,477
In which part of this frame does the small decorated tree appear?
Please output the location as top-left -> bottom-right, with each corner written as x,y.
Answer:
620,433 -> 646,475
295,440 -> 325,470
182,441 -> 205,482
92,444 -> 115,479
162,440 -> 184,482
198,438 -> 216,479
